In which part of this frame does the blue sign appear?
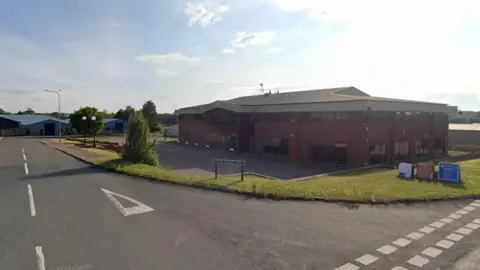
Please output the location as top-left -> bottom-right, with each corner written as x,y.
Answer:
438,162 -> 460,183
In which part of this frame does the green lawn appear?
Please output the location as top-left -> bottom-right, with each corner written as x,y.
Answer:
78,147 -> 480,202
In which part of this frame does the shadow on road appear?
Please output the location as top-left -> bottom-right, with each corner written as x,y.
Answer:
23,167 -> 99,180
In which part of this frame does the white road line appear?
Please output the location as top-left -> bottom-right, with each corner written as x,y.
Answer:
391,267 -> 408,270
463,206 -> 475,211
430,221 -> 446,228
474,218 -> 480,224
440,217 -> 454,224
456,209 -> 469,215
419,226 -> 435,234
471,203 -> 480,207
28,184 -> 36,217
24,163 -> 29,175
446,233 -> 464,242
422,247 -> 443,258
334,263 -> 360,270
449,213 -> 462,219
465,223 -> 480,230
22,153 -> 27,161
393,238 -> 411,247
35,246 -> 46,270
406,232 -> 424,240
436,239 -> 455,249
377,245 -> 397,255
355,254 -> 378,265
407,255 -> 429,267
455,227 -> 473,235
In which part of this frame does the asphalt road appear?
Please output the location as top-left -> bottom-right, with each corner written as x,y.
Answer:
1,136 -> 479,270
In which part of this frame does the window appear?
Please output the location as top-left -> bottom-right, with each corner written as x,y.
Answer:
365,112 -> 389,122
395,141 -> 409,161
263,138 -> 289,155
335,112 -> 350,121
310,144 -> 347,164
310,113 -> 322,122
322,112 -> 335,122
368,143 -> 387,164
415,139 -> 429,156
434,138 -> 444,153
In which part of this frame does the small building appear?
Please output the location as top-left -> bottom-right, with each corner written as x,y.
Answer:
103,118 -> 127,133
0,115 -> 69,136
448,123 -> 480,148
176,87 -> 453,168
163,124 -> 178,137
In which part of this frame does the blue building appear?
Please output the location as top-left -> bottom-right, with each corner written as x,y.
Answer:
0,115 -> 69,136
103,118 -> 127,133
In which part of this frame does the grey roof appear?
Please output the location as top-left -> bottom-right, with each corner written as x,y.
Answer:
104,118 -> 122,124
181,87 -> 445,110
0,115 -> 69,125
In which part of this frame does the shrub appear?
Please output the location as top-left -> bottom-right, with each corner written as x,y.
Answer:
123,112 -> 159,166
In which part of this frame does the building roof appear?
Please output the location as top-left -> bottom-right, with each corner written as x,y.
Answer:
449,124 -> 480,131
0,115 -> 69,125
104,118 -> 122,124
176,86 -> 453,114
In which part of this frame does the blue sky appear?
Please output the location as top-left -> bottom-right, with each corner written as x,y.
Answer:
0,0 -> 479,113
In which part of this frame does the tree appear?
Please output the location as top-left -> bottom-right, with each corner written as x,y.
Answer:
114,105 -> 135,121
17,108 -> 35,115
0,108 -> 11,115
157,113 -> 177,126
49,112 -> 69,119
69,106 -> 104,134
123,111 -> 158,166
142,100 -> 157,131
100,110 -> 115,119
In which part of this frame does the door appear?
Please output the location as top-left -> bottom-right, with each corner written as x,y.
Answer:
44,123 -> 56,136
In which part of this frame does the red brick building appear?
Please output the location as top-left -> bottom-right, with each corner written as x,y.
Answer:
176,87 -> 454,168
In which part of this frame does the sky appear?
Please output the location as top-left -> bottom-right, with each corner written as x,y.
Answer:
0,0 -> 479,114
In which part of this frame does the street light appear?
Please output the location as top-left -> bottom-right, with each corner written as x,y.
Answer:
82,115 -> 97,147
81,116 -> 87,144
45,89 -> 62,141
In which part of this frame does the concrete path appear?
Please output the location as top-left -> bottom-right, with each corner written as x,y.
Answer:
1,136 -> 479,270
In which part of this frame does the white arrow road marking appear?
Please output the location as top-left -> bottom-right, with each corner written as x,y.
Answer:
101,188 -> 154,217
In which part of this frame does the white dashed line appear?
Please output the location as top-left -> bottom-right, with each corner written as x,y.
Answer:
456,209 -> 469,215
355,254 -> 378,265
24,163 -> 29,175
27,184 -> 36,217
455,227 -> 473,235
463,206 -> 475,211
471,203 -> 480,207
474,218 -> 480,224
440,218 -> 454,224
334,263 -> 360,270
446,233 -> 464,242
35,246 -> 46,270
407,255 -> 429,267
449,213 -> 462,219
465,223 -> 480,230
422,247 -> 443,258
391,267 -> 409,270
406,232 -> 424,240
430,221 -> 446,228
436,239 -> 455,249
377,245 -> 397,255
419,226 -> 435,234
393,238 -> 411,247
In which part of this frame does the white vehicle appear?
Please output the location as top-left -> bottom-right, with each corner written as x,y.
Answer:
163,124 -> 178,137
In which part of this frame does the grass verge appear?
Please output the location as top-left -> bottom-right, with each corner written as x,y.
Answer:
57,140 -> 480,203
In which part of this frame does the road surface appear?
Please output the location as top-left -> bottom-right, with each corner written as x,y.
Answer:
1,137 -> 479,269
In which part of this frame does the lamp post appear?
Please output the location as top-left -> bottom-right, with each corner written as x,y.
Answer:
45,89 -> 62,142
81,116 -> 87,144
91,116 -> 97,148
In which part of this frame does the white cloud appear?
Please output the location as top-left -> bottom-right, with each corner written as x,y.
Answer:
220,48 -> 235,54
265,47 -> 283,54
156,69 -> 175,77
135,53 -> 198,64
184,1 -> 229,28
230,31 -> 276,48
269,0 -> 480,102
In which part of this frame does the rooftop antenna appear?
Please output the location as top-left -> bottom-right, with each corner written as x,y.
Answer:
260,83 -> 264,93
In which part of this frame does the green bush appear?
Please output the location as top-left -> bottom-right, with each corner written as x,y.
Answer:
123,112 -> 159,166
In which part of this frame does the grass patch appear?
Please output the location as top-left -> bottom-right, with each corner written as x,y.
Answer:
78,147 -> 480,202
448,150 -> 472,156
